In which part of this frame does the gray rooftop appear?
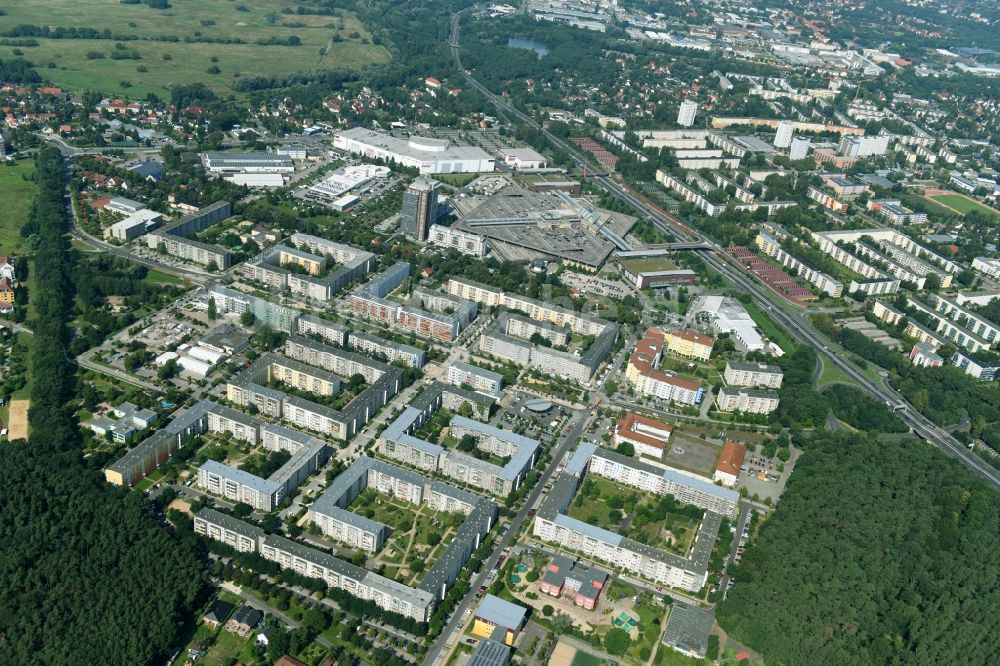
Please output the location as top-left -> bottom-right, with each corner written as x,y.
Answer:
449,415 -> 540,481
450,361 -> 505,385
199,459 -> 280,495
196,507 -> 266,541
204,151 -> 293,167
663,603 -> 714,657
564,442 -> 597,477
208,403 -> 261,429
286,335 -> 391,374
166,399 -> 216,434
725,361 -> 783,375
319,506 -> 387,535
263,533 -> 368,581
298,313 -> 349,336
338,127 -> 493,163
593,447 -> 740,506
475,594 -> 527,630
200,323 -> 250,353
468,635 -> 512,666
261,422 -> 317,448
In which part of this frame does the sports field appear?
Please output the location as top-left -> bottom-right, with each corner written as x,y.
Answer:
930,194 -> 999,219
8,400 -> 29,441
898,194 -> 955,219
0,160 -> 37,256
0,0 -> 389,96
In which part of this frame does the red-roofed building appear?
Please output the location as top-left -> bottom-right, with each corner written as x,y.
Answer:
713,441 -> 746,487
275,656 -> 308,666
539,554 -> 608,610
614,412 -> 673,460
625,329 -> 704,405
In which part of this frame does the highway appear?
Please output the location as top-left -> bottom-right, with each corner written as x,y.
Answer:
448,9 -> 1000,492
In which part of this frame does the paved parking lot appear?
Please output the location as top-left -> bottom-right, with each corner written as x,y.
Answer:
738,445 -> 800,502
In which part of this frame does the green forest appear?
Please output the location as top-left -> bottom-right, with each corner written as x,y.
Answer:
0,146 -> 206,664
718,432 -> 1000,665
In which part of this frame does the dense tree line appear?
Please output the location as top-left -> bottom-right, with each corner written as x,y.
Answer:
813,315 -> 1000,454
821,384 -> 908,433
718,432 -> 1000,665
0,146 -> 206,664
0,57 -> 40,83
767,347 -> 827,427
70,255 -> 185,355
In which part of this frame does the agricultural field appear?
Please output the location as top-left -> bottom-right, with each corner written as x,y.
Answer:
0,160 -> 37,255
930,193 -> 1000,219
0,0 -> 390,97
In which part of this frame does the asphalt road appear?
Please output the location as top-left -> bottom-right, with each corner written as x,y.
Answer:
448,9 -> 1000,492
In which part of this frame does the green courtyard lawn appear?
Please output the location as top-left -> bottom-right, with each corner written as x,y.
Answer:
0,160 -> 37,256
567,477 -> 701,557
0,0 -> 389,97
435,173 -> 487,188
352,489 -> 463,585
931,193 -> 1000,219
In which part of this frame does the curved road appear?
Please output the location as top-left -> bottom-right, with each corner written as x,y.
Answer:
448,9 -> 1000,491
47,136 -> 210,285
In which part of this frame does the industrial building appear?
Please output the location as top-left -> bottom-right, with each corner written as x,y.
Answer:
202,151 -> 295,174
333,127 -> 495,174
497,147 -> 547,170
106,209 -> 163,241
